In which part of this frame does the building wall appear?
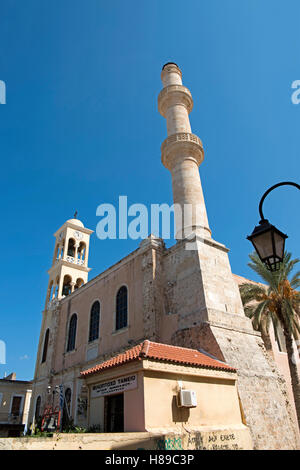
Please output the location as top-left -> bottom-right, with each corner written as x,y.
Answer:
124,371 -> 145,432
0,429 -> 252,450
84,359 -> 250,444
269,322 -> 300,425
143,369 -> 242,432
54,248 -> 145,373
29,236 -> 300,449
29,246 -> 147,425
85,363 -> 145,432
0,380 -> 32,436
88,369 -> 145,432
234,273 -> 300,428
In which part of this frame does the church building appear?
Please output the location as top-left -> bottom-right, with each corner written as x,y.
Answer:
28,63 -> 299,450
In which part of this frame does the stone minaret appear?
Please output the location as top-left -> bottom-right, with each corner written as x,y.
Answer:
158,62 -> 211,240
158,63 -> 299,449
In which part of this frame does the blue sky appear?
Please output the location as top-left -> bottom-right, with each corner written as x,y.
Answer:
0,0 -> 299,380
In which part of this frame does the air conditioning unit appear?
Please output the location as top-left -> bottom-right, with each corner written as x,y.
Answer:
177,390 -> 197,408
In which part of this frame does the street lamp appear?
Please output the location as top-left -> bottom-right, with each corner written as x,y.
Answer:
247,181 -> 300,271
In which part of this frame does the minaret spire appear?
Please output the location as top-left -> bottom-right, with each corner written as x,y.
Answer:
158,63 -> 211,240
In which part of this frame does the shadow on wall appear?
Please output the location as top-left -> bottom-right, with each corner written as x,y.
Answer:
118,433 -> 204,450
171,396 -> 190,423
171,324 -> 225,362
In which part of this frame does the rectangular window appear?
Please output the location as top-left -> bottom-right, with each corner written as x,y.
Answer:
11,396 -> 22,416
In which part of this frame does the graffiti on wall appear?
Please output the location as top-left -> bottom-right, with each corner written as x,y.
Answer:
156,437 -> 182,450
136,430 -> 246,450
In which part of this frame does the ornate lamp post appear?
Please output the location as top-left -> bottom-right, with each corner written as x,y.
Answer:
247,182 -> 300,271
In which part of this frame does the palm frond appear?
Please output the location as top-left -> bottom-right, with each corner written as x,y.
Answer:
251,300 -> 270,331
239,283 -> 266,306
285,257 -> 300,279
290,270 -> 300,289
282,300 -> 297,337
248,252 -> 279,290
243,305 -> 255,319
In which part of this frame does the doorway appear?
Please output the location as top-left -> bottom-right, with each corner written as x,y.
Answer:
104,394 -> 124,432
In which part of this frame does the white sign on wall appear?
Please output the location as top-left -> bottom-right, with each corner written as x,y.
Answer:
91,374 -> 137,398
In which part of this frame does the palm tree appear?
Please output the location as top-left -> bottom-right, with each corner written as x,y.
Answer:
239,252 -> 300,429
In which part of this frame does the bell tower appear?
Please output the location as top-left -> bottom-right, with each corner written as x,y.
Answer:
46,217 -> 93,309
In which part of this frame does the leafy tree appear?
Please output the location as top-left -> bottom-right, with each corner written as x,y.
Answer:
239,252 -> 300,428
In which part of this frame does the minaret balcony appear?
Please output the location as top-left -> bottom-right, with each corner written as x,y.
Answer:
161,132 -> 204,169
158,84 -> 193,117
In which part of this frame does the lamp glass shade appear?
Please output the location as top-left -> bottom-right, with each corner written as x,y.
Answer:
247,220 -> 287,271
273,230 -> 285,260
251,230 -> 274,260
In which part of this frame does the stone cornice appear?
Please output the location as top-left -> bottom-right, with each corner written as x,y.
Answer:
161,132 -> 204,169
139,235 -> 165,254
54,222 -> 94,238
82,358 -> 236,386
158,85 -> 193,117
164,236 -> 228,258
206,319 -> 261,338
161,63 -> 182,79
47,259 -> 91,276
142,359 -> 237,380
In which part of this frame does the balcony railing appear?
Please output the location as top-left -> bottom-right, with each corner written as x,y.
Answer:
66,256 -> 85,266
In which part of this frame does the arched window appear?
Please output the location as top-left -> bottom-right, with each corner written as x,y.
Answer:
48,282 -> 53,302
54,276 -> 60,298
67,314 -> 77,352
35,396 -> 41,420
74,278 -> 84,290
116,286 -> 128,330
62,275 -> 72,297
67,238 -> 75,257
65,388 -> 72,415
62,388 -> 72,429
41,329 -> 50,363
89,301 -> 100,342
78,242 -> 86,262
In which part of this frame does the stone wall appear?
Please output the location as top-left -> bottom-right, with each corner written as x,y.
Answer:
0,426 -> 252,450
29,234 -> 300,450
172,323 -> 300,450
140,237 -> 165,340
162,234 -> 300,450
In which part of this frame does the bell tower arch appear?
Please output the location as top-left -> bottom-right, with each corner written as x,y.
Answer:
46,217 -> 93,309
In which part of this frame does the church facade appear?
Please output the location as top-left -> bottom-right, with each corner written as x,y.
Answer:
28,63 -> 299,450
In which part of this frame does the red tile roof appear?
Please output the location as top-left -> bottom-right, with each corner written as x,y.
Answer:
80,341 -> 236,377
